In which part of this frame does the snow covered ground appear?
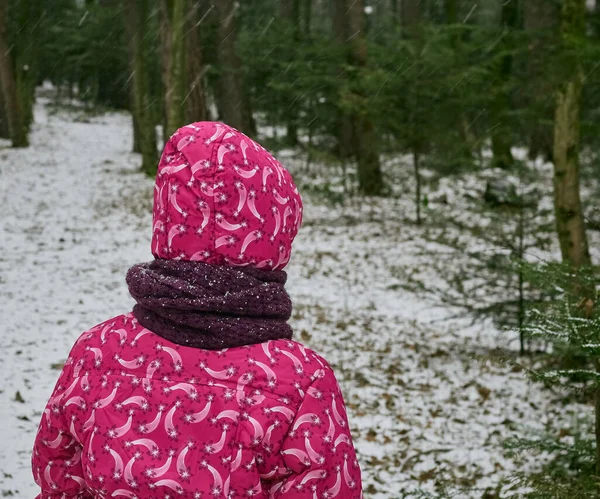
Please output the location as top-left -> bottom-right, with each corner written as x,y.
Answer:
0,97 -> 594,498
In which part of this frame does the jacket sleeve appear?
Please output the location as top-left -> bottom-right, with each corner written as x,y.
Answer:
265,366 -> 362,498
32,359 -> 91,499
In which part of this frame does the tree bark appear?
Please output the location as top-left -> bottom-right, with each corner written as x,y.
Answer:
184,0 -> 209,125
491,0 -> 517,170
0,1 -> 28,147
414,151 -> 422,225
445,0 -> 475,158
332,0 -> 354,160
553,76 -> 590,267
14,0 -> 42,132
445,0 -> 459,23
552,0 -> 590,268
214,0 -> 255,136
346,0 -> 384,195
402,0 -> 422,28
524,0 -> 559,162
0,77 -> 10,139
303,0 -> 313,35
124,0 -> 158,176
281,0 -> 301,146
161,0 -> 187,139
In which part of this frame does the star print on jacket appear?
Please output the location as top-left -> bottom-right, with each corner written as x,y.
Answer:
32,313 -> 363,498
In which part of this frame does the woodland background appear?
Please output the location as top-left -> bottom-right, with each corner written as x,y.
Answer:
2,0 -> 600,497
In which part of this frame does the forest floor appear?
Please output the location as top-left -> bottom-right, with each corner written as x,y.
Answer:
0,94 -> 597,498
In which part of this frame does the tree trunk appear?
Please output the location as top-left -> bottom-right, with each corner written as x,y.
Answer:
552,0 -> 590,268
132,113 -> 141,153
161,0 -> 187,139
445,0 -> 475,158
184,0 -> 209,125
0,80 -> 10,139
14,0 -> 42,132
414,150 -> 422,225
332,0 -> 354,160
553,75 -> 590,268
0,1 -> 27,147
281,0 -> 301,146
303,0 -> 313,35
346,0 -> 384,195
214,0 -> 255,136
524,0 -> 559,162
402,0 -> 422,28
490,0 -> 517,170
124,0 -> 158,176
445,0 -> 458,22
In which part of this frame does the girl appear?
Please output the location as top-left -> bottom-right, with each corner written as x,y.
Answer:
32,122 -> 362,498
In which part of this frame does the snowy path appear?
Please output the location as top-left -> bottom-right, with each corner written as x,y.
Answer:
0,99 -> 588,498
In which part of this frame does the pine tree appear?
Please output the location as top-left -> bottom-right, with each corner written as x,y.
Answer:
506,263 -> 599,497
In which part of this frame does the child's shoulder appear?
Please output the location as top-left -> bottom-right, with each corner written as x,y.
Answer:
71,313 -> 136,347
63,313 -> 137,368
263,338 -> 335,377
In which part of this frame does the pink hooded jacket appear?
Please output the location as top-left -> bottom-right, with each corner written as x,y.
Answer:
32,123 -> 362,499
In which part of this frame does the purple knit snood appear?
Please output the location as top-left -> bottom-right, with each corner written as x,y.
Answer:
126,259 -> 293,350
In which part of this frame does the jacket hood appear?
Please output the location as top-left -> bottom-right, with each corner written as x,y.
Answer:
152,122 -> 303,270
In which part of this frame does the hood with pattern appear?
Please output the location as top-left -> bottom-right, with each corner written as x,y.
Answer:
152,122 -> 303,270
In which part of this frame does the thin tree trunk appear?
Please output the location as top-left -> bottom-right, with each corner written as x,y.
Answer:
14,0 -> 42,132
525,0 -> 559,162
214,0 -> 255,136
553,78 -> 590,267
185,0 -> 209,124
124,0 -> 158,176
402,0 -> 422,29
445,0 -> 458,22
0,79 -> 10,139
282,0 -> 301,146
445,0 -> 475,158
132,113 -> 141,153
552,0 -> 590,268
414,150 -> 422,225
346,0 -> 384,195
303,0 -> 312,35
332,0 -> 354,160
491,0 -> 517,170
517,198 -> 525,354
596,379 -> 600,476
0,1 -> 27,147
161,0 -> 187,139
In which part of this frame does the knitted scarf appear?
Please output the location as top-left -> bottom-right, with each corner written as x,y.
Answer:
126,259 -> 293,350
